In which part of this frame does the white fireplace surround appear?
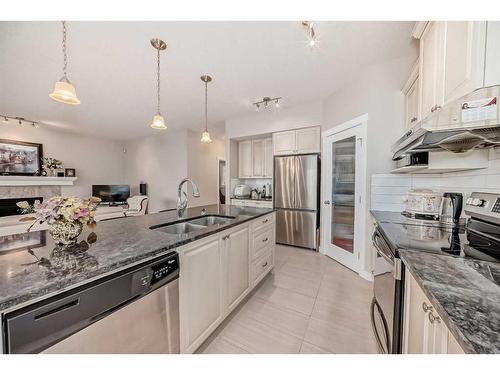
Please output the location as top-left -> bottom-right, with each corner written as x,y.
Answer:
0,176 -> 77,186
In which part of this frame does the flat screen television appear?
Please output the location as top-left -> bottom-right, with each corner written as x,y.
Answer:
92,185 -> 130,204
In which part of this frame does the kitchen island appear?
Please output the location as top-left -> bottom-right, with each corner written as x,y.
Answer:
0,204 -> 275,353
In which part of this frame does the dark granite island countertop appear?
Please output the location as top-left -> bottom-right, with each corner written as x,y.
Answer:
400,249 -> 500,354
0,204 -> 274,313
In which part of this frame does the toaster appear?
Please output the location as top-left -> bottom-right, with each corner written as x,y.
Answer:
234,184 -> 251,198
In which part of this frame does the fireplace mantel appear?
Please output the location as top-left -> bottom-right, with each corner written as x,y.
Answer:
0,176 -> 78,186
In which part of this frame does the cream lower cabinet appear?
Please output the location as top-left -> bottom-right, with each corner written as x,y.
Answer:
178,213 -> 275,353
178,235 -> 224,354
403,271 -> 465,354
223,226 -> 251,313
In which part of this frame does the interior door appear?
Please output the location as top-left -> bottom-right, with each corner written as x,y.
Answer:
323,124 -> 364,271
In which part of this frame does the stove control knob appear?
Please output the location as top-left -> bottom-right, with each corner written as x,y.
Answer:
472,198 -> 485,207
466,197 -> 474,205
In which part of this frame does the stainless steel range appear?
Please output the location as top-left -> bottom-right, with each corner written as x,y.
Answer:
370,192 -> 500,354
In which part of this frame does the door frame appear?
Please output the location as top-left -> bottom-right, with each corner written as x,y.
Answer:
320,114 -> 368,278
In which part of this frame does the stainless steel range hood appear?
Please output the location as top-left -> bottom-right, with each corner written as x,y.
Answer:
392,85 -> 500,160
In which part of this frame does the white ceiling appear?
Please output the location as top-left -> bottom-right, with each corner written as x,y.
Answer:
0,21 -> 416,140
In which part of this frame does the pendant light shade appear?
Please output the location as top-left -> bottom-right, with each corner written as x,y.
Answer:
200,75 -> 213,143
49,77 -> 80,105
49,21 -> 80,105
150,38 -> 167,130
201,131 -> 212,143
150,113 -> 167,130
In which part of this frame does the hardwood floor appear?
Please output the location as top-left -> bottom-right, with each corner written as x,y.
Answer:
197,244 -> 378,354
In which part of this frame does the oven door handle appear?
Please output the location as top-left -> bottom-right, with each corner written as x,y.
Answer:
370,297 -> 391,354
373,230 -> 394,266
373,229 -> 401,280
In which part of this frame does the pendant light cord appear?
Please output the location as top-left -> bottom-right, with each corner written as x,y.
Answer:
157,49 -> 161,114
204,80 -> 208,132
62,21 -> 68,80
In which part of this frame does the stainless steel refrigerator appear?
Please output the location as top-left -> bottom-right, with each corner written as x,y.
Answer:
274,154 -> 320,250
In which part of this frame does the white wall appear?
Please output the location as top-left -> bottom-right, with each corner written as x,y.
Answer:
322,55 -> 417,276
124,129 -> 225,213
186,130 -> 225,207
123,129 -> 188,213
225,100 -> 323,139
0,124 -> 125,198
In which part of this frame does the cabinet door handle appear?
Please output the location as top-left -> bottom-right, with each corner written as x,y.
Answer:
262,261 -> 268,268
410,117 -> 417,123
422,301 -> 433,313
262,219 -> 269,224
434,105 -> 441,111
262,237 -> 268,243
428,312 -> 441,324
324,200 -> 330,205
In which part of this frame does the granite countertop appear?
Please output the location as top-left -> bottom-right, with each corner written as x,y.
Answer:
0,204 -> 274,312
400,249 -> 500,354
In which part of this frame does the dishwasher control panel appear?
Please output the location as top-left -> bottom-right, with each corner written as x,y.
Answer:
131,252 -> 179,294
151,256 -> 179,285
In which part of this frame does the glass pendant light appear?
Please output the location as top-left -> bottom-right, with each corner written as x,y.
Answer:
200,75 -> 212,143
150,38 -> 167,130
49,21 -> 81,105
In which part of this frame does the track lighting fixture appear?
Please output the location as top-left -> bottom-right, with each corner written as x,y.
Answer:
253,97 -> 282,111
1,115 -> 43,129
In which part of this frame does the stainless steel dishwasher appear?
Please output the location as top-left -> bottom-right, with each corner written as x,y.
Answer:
2,251 -> 180,354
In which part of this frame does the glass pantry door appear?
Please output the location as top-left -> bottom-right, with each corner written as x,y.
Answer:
323,122 -> 365,272
331,136 -> 356,253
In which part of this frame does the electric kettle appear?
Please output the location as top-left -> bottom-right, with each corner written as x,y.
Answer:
439,192 -> 463,225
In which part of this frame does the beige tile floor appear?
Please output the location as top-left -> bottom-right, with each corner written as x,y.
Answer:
197,244 -> 378,354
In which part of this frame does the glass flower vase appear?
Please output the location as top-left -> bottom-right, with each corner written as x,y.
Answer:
49,220 -> 83,245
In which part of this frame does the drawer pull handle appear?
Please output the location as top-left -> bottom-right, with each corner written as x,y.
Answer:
262,261 -> 268,268
262,219 -> 269,224
428,312 -> 440,324
422,302 -> 433,313
262,237 -> 268,242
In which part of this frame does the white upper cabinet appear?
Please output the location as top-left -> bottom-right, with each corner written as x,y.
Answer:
238,138 -> 272,178
419,21 -> 445,119
252,139 -> 264,177
442,21 -> 487,104
273,130 -> 296,155
295,127 -> 321,153
273,127 -> 320,155
414,21 -> 494,122
238,140 -> 253,178
403,62 -> 420,130
264,138 -> 273,178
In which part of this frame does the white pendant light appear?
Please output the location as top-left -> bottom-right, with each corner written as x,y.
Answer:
150,38 -> 167,130
200,75 -> 212,143
49,21 -> 81,105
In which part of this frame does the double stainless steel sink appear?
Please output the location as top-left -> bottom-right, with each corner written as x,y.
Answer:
151,215 -> 235,235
